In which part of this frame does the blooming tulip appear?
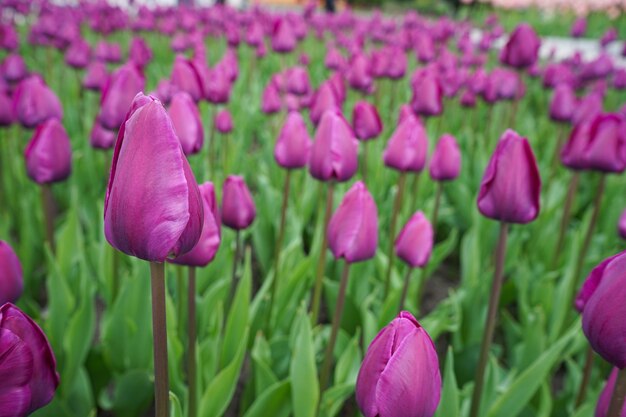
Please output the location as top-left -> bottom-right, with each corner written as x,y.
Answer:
13,76 -> 63,128
286,66 -> 311,96
352,101 -> 382,141
272,18 -> 296,54
429,134 -> 461,181
221,176 -> 256,231
581,113 -> 626,173
308,110 -> 358,182
0,241 -> 22,305
98,63 -> 145,131
261,82 -> 282,115
347,53 -> 373,94
549,83 -> 577,124
168,92 -> 204,156
104,93 -> 203,262
215,109 -> 233,134
274,111 -> 311,169
64,39 -> 91,69
205,66 -> 231,105
82,61 -> 108,92
477,129 -> 541,224
129,37 -> 153,70
90,118 -> 116,150
0,91 -> 14,126
383,115 -> 428,173
410,73 -> 442,117
169,182 -> 221,267
24,118 -> 72,184
499,23 -> 540,69
327,181 -> 378,263
309,81 -> 340,125
2,53 -> 27,83
356,311 -> 441,417
170,55 -> 203,102
395,212 -> 433,268
0,303 -> 59,416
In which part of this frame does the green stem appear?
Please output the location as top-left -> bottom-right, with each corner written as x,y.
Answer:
41,184 -> 56,254
150,262 -> 170,417
111,248 -> 119,301
552,172 -> 580,269
468,222 -> 509,417
574,345 -> 594,407
177,267 -> 185,340
361,141 -> 368,183
319,262 -> 351,392
188,267 -> 197,417
398,267 -> 413,312
208,105 -> 217,178
228,230 -> 241,311
411,172 -> 422,213
384,173 -> 407,298
310,183 -> 335,325
267,170 -> 291,332
431,182 -> 443,234
549,123 -> 566,181
608,368 -> 626,417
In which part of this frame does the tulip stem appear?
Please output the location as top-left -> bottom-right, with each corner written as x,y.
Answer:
267,170 -> 291,333
398,267 -> 414,312
188,267 -> 197,417
608,369 -> 626,417
574,345 -> 594,407
208,105 -> 217,178
310,183 -> 335,325
228,230 -> 241,310
361,142 -> 368,182
411,172 -> 422,213
549,124 -> 567,181
552,172 -> 580,269
41,184 -> 56,254
177,266 -> 185,340
319,261 -> 351,393
150,262 -> 170,417
431,182 -> 443,234
469,222 -> 509,417
384,173 -> 407,298
111,249 -> 119,301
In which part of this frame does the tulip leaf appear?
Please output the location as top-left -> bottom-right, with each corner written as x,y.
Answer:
334,332 -> 361,386
319,383 -> 355,417
289,309 -> 319,417
434,347 -> 459,417
243,380 -> 292,417
221,248 -> 251,367
169,392 -> 184,417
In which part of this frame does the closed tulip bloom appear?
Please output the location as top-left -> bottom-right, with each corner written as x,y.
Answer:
571,17 -> 587,38
394,211 -> 433,268
129,37 -> 153,70
2,54 -> 27,83
309,110 -> 358,182
0,241 -> 23,305
327,181 -> 378,263
571,93 -> 603,126
575,252 -> 620,314
581,113 -> 626,173
356,311 -> 441,417
352,101 -> 382,141
499,23 -> 540,69
221,176 -> 256,231
274,111 -> 311,169
549,84 -> 577,123
325,47 -> 346,72
168,92 -> 204,156
64,39 -> 91,69
24,118 -> 72,184
82,61 -> 108,92
286,66 -> 311,96
261,82 -> 282,115
0,303 -> 60,417
582,250 -> 626,368
205,66 -> 231,105
104,93 -> 203,262
13,76 -> 63,129
619,209 -> 626,240
477,129 -> 541,224
429,134 -> 461,181
0,92 -> 14,126
170,55 -> 203,102
98,63 -> 145,131
90,118 -> 116,150
215,109 -> 233,134
411,73 -> 442,117
169,182 -> 220,267
383,115 -> 428,173
561,120 -> 593,170
397,104 -> 416,125
272,19 -> 296,54
347,53 -> 373,94
310,81 -> 340,125
460,89 -> 476,108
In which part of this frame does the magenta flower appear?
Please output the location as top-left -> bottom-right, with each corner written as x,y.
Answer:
170,55 -> 204,102
64,39 -> 91,69
429,134 -> 461,181
595,368 -> 626,417
24,118 -> 72,184
410,73 -> 442,117
383,115 -> 428,173
499,23 -> 540,69
352,101 -> 382,141
308,110 -> 358,182
2,53 -> 27,83
274,111 -> 311,169
395,212 -> 433,268
215,109 -> 233,134
90,118 -> 116,150
98,63 -> 145,131
168,92 -> 204,156
619,209 -> 626,240
221,176 -> 256,231
549,83 -> 577,124
13,76 -> 63,129
82,61 -> 109,92
0,241 -> 22,305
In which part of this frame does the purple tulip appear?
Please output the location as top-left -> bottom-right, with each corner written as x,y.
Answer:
477,129 -> 541,224
168,92 -> 204,156
308,110 -> 358,182
90,118 -> 116,150
272,19 -> 296,54
356,311 -> 441,417
601,28 -> 618,48
205,66 -> 231,105
614,69 -> 626,90
13,76 -> 63,129
499,23 -> 540,69
261,82 -> 282,115
24,118 -> 72,184
169,182 -> 221,267
394,212 -> 433,268
429,134 -> 461,181
352,101 -> 382,141
64,39 -> 91,69
2,53 -> 27,83
549,84 -> 577,124
397,104 -> 415,125
0,241 -> 23,305
460,89 -> 476,108
0,303 -> 60,416
327,181 -> 378,263
596,368 -> 626,417
542,64 -> 577,89
347,53 -> 373,94
98,63 -> 145,131
286,66 -> 311,96
221,176 -> 256,231
383,115 -> 428,173
582,250 -> 626,368
570,113 -> 626,173
325,47 -> 347,72
309,81 -> 340,125
411,73 -> 442,117
104,93 -> 203,262
129,37 -> 153,70
570,17 -> 587,38
82,61 -> 108,92
170,55 -> 203,103
274,111 -> 311,169
0,91 -> 14,126
572,93 -> 603,126
215,109 -> 233,134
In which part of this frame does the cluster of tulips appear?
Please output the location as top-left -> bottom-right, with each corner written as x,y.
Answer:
0,0 -> 626,416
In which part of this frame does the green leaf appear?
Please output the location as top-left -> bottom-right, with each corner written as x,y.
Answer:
434,347 -> 459,417
319,383 -> 355,417
289,310 -> 319,417
170,392 -> 184,417
334,332 -> 361,386
243,380 -> 292,417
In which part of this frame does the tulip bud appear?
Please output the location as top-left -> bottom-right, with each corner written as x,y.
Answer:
327,181 -> 378,263
64,39 -> 91,69
477,129 -> 541,224
274,111 -> 311,169
170,55 -> 204,102
309,110 -> 358,182
582,250 -> 626,368
104,93 -> 203,262
24,118 -> 72,184
581,113 -> 626,173
595,368 -> 626,417
98,63 -> 145,131
261,82 -> 282,115
215,109 -> 233,134
13,76 -> 63,129
356,311 -> 441,417
395,211 -> 433,268
129,37 -> 153,70
383,115 -> 428,173
168,92 -> 204,156
352,101 -> 382,141
0,303 -> 60,416
571,93 -> 603,126
429,134 -> 461,181
272,19 -> 296,54
169,182 -> 221,267
411,73 -> 442,117
0,241 -> 23,305
286,66 -> 311,96
347,53 -> 373,94
309,81 -> 340,125
499,23 -> 540,69
549,83 -> 577,124
205,66 -> 232,105
2,53 -> 27,83
82,61 -> 109,92
221,175 -> 256,231
90,118 -> 116,150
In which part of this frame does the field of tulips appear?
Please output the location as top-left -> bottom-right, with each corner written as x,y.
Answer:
1,1 -> 626,417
